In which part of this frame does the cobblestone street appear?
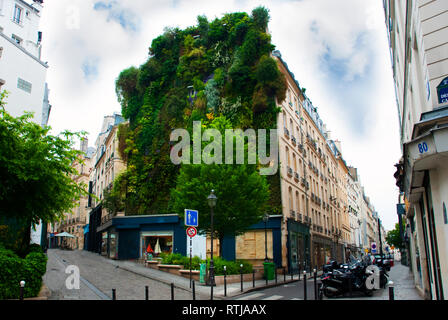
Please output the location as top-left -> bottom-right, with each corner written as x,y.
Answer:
43,249 -> 209,300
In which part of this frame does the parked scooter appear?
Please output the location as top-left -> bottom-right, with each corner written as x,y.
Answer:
320,259 -> 375,298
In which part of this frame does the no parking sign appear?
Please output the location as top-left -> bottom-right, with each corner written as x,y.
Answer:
186,226 -> 197,238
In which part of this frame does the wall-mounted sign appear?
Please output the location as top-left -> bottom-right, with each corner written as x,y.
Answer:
437,77 -> 448,104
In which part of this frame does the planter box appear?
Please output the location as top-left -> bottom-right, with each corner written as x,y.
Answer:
157,264 -> 184,276
179,269 -> 200,281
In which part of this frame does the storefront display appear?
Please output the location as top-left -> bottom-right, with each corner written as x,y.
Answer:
141,231 -> 173,258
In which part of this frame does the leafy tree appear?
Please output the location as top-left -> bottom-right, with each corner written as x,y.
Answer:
0,91 -> 89,252
170,116 -> 270,255
386,221 -> 405,249
171,163 -> 269,256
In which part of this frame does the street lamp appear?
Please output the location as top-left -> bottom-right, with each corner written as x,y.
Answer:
263,213 -> 269,262
207,190 -> 217,299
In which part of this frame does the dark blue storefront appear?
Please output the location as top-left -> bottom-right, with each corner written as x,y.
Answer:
96,214 -> 282,266
97,214 -> 187,260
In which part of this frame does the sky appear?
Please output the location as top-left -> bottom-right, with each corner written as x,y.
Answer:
38,0 -> 402,231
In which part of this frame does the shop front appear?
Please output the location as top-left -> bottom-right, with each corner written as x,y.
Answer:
287,219 -> 310,273
95,214 -> 186,260
311,235 -> 333,269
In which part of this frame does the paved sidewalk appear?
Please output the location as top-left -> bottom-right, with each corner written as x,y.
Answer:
103,253 -> 314,299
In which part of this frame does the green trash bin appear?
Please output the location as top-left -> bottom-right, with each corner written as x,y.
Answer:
199,263 -> 207,283
263,262 -> 276,280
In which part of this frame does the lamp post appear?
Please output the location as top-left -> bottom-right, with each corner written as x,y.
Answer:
207,190 -> 217,300
263,213 -> 269,262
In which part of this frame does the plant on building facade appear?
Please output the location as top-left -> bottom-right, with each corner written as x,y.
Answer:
112,7 -> 286,217
0,91 -> 89,254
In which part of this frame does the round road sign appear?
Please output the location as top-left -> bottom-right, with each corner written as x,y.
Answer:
186,226 -> 197,238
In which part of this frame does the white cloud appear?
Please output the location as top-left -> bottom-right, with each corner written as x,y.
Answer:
38,0 -> 400,230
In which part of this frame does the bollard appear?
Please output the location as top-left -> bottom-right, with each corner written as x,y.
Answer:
19,280 -> 25,301
240,264 -> 244,292
298,263 -> 301,281
348,276 -> 353,298
171,283 -> 174,300
314,269 -> 318,300
283,268 -> 286,282
224,266 -> 227,297
275,268 -> 278,284
145,285 -> 149,300
112,288 -> 116,300
303,271 -> 307,300
265,268 -> 268,286
253,270 -> 256,288
388,281 -> 394,300
291,269 -> 293,281
192,280 -> 196,301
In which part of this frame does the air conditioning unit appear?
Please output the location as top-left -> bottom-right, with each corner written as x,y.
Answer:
287,166 -> 293,176
294,172 -> 300,180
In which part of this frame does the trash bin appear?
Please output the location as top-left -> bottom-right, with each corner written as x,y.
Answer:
263,262 -> 276,280
199,263 -> 207,283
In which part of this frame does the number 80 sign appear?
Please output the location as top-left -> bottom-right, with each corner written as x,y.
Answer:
418,142 -> 429,154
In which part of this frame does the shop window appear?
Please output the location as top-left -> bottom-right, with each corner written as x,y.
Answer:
141,232 -> 173,258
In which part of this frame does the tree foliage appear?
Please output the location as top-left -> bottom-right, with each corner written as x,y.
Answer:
0,91 -> 89,226
386,221 -> 405,249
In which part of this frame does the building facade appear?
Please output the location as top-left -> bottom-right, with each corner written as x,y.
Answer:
385,0 -> 448,299
273,50 -> 373,272
51,140 -> 95,249
0,0 -> 50,126
87,113 -> 127,256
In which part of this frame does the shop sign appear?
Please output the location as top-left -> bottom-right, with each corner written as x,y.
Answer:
437,77 -> 448,104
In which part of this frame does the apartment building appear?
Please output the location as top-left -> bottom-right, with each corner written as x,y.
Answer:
274,50 -> 354,271
0,0 -> 50,126
347,167 -> 363,257
385,0 -> 448,299
86,113 -> 127,257
51,139 -> 95,249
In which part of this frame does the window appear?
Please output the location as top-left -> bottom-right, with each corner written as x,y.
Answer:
12,34 -> 22,45
13,5 -> 23,24
17,78 -> 32,93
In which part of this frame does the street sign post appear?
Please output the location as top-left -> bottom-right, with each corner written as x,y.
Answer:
186,226 -> 197,288
371,242 -> 377,254
185,209 -> 199,227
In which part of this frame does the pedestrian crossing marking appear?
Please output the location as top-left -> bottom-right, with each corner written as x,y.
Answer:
262,295 -> 283,300
236,293 -> 264,300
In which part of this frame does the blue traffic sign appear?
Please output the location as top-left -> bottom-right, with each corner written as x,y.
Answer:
185,209 -> 198,227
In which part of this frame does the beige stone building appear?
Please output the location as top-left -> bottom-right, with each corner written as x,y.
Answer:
50,139 -> 95,249
89,113 -> 127,258
273,50 -> 354,271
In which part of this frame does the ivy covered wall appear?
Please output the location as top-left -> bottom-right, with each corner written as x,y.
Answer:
110,7 -> 286,216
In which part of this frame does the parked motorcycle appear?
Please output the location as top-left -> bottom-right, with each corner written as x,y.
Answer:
320,260 -> 375,298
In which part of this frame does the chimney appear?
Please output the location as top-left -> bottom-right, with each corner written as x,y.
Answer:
80,137 -> 88,154
334,140 -> 342,154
